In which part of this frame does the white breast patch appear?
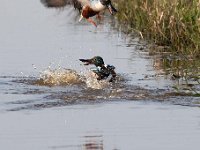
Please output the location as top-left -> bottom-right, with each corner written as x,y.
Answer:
90,0 -> 106,11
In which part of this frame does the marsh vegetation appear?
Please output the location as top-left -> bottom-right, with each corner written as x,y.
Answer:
116,0 -> 200,93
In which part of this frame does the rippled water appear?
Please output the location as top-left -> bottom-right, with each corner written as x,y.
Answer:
0,1 -> 200,150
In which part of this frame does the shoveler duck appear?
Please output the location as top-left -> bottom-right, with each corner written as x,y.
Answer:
40,0 -> 117,27
79,56 -> 116,82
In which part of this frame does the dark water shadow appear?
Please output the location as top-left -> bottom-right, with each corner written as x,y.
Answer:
1,70 -> 200,112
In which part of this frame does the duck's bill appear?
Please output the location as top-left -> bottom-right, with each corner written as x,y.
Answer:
79,59 -> 92,65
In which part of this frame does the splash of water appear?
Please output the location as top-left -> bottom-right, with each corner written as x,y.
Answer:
35,68 -> 111,89
38,68 -> 83,86
84,71 -> 111,89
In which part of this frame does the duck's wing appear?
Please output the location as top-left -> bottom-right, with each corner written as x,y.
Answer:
40,0 -> 90,10
40,0 -> 68,7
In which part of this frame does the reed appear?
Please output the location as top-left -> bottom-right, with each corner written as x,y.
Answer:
116,0 -> 200,58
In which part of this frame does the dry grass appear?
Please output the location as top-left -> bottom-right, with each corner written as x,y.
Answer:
116,0 -> 200,58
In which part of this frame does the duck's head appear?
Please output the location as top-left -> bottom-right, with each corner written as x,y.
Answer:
100,0 -> 117,15
79,56 -> 104,67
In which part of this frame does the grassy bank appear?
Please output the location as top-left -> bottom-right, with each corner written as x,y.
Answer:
116,0 -> 200,58
115,0 -> 200,94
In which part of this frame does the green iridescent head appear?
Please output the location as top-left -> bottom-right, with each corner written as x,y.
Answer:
79,56 -> 105,67
91,56 -> 104,67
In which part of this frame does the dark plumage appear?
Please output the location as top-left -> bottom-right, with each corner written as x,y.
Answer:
80,56 -> 116,82
41,0 -> 82,10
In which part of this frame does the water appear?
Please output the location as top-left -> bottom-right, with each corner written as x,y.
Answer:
0,1 -> 200,150
1,102 -> 200,150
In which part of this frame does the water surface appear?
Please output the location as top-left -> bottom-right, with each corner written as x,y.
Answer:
0,1 -> 200,150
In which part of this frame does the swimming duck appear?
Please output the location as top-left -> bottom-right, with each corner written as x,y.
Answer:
79,56 -> 116,82
40,0 -> 117,27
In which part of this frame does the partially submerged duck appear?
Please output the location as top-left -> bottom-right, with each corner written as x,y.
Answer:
80,56 -> 116,82
40,0 -> 117,27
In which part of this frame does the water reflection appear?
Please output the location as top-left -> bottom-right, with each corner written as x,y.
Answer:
50,135 -> 104,150
83,135 -> 103,150
152,53 -> 200,93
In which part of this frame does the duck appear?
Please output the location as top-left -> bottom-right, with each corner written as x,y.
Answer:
79,56 -> 116,82
40,0 -> 117,27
